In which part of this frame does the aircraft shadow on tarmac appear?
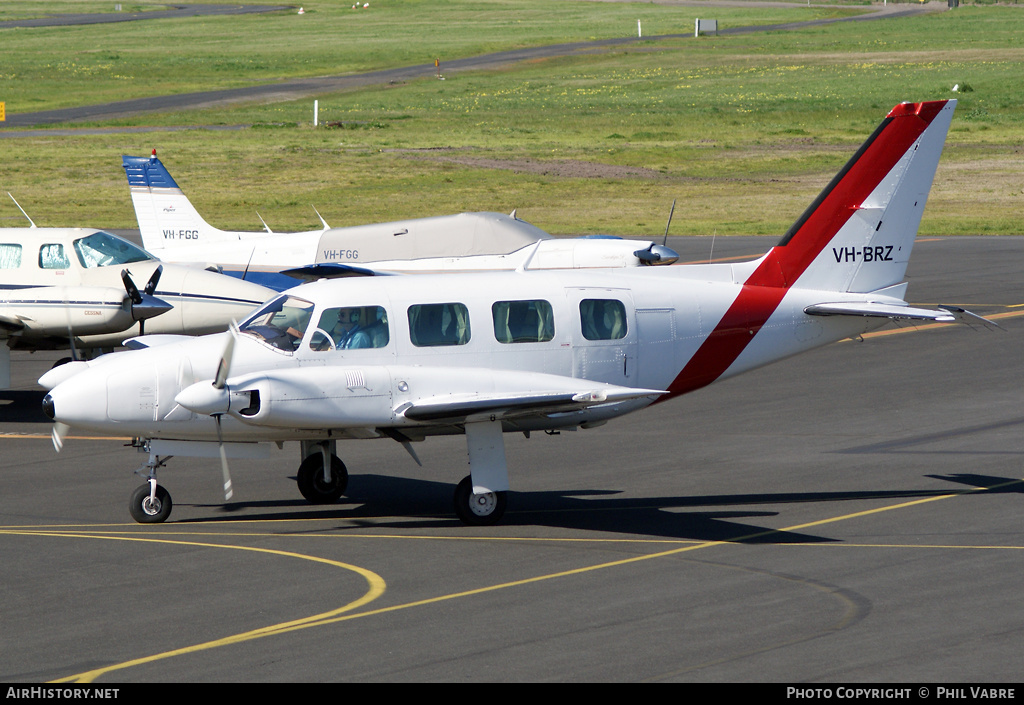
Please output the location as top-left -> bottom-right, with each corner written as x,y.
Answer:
833,416 -> 1024,456
176,472 -> 1021,542
0,391 -> 48,423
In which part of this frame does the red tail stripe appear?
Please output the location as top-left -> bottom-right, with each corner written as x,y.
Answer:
665,101 -> 948,399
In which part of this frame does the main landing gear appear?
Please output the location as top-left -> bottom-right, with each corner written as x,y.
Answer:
296,440 -> 348,504
124,422 -> 513,526
453,475 -> 507,526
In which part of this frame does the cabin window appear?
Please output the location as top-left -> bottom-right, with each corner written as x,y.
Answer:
407,303 -> 470,347
39,244 -> 70,270
579,299 -> 627,340
73,231 -> 153,268
0,244 -> 22,269
238,294 -> 315,352
492,300 -> 554,344
309,306 -> 389,351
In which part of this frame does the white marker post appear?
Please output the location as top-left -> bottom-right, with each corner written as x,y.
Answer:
638,20 -> 642,38
314,99 -> 319,127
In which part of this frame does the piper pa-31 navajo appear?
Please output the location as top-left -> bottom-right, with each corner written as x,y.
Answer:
46,101 -> 982,525
123,151 -> 678,290
0,212 -> 272,387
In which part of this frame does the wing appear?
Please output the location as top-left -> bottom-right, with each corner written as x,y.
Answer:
397,387 -> 664,424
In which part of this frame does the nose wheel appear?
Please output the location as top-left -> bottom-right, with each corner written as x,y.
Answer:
129,482 -> 172,523
453,475 -> 506,526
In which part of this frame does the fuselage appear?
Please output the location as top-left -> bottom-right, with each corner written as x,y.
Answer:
0,228 -> 272,349
42,265 -> 889,442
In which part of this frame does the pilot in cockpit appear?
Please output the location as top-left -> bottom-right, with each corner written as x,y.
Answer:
330,307 -> 371,349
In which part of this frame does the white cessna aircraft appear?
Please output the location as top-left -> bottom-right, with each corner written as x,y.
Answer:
0,217 -> 272,388
47,100 -> 979,525
123,151 -> 678,290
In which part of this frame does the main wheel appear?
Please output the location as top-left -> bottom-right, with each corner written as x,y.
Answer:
453,475 -> 507,526
129,483 -> 172,524
297,453 -> 348,504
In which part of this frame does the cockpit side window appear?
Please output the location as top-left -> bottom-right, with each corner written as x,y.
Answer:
407,303 -> 470,347
309,306 -> 390,351
73,231 -> 154,268
238,295 -> 315,352
39,244 -> 70,270
0,244 -> 22,269
492,300 -> 554,343
579,299 -> 627,340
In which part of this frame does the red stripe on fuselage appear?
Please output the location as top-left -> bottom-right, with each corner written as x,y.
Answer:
665,101 -> 948,399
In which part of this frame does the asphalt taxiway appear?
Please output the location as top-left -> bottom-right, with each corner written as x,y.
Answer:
1,235 -> 1021,682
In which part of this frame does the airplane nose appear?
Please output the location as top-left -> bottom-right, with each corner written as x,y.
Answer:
42,394 -> 55,420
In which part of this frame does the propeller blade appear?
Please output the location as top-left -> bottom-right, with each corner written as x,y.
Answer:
121,269 -> 143,305
215,415 -> 234,501
123,268 -> 172,324
144,265 -> 163,296
214,322 -> 239,390
51,422 -> 70,453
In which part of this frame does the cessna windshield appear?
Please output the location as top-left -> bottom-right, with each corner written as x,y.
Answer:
73,231 -> 155,268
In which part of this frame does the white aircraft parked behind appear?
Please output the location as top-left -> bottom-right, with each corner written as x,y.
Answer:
48,101 -> 983,525
123,151 -> 678,290
0,219 -> 272,387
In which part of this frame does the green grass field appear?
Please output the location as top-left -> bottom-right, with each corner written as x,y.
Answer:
1,0 -> 1022,236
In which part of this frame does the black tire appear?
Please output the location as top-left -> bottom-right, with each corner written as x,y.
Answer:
297,453 -> 348,504
453,475 -> 507,526
129,483 -> 172,524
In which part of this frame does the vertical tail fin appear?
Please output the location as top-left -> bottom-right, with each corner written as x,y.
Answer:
750,100 -> 955,293
668,101 -> 956,399
122,151 -> 235,252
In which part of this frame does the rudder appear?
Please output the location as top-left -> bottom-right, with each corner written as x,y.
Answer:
752,100 -> 956,293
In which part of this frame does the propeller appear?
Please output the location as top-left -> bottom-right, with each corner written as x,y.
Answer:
171,323 -> 240,500
41,393 -> 70,452
121,266 -> 171,335
51,422 -> 70,453
212,323 -> 239,501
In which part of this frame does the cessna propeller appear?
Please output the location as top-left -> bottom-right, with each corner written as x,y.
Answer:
120,265 -> 170,335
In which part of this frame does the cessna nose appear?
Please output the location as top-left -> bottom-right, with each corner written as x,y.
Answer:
42,394 -> 55,420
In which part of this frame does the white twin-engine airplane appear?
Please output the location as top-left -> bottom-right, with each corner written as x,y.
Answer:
46,100 -> 982,526
123,151 -> 678,290
0,222 -> 272,388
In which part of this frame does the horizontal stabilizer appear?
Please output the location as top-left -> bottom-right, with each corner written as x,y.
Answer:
937,305 -> 1002,330
278,263 -> 387,281
805,302 -> 998,328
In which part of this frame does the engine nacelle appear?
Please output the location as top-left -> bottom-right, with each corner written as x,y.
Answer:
6,286 -> 134,338
222,366 -> 396,428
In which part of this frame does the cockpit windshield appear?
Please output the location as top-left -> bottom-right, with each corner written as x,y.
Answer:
73,231 -> 155,268
238,295 -> 315,352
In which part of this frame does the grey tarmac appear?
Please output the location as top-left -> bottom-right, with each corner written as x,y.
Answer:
0,235 -> 1020,682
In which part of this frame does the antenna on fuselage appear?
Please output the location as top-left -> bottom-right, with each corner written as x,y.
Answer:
515,239 -> 544,273
7,193 -> 36,228
662,199 -> 675,247
256,211 -> 274,234
312,206 -> 330,230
